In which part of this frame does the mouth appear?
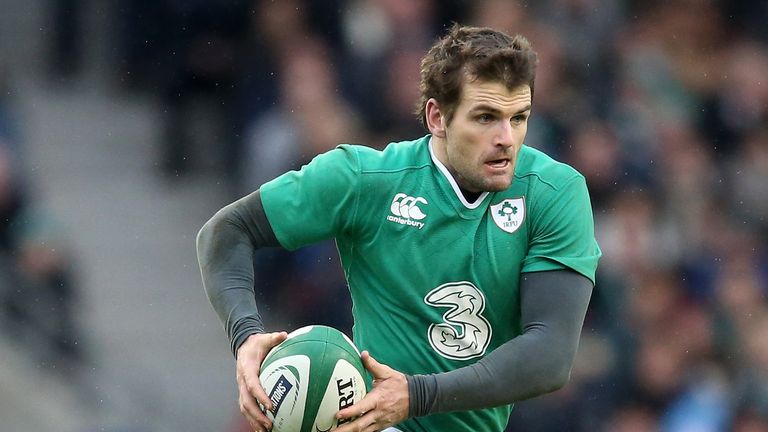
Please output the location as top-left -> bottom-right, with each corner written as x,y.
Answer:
485,158 -> 511,170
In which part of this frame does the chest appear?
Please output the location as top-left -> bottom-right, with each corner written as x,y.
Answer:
356,180 -> 531,294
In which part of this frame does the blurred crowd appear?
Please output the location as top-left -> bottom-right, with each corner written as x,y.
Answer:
4,0 -> 767,431
0,68 -> 83,372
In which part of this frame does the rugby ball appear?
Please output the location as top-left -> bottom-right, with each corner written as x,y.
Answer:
259,325 -> 368,432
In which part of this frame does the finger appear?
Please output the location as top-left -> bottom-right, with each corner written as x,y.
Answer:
239,382 -> 271,431
337,394 -> 377,422
334,410 -> 379,432
266,331 -> 288,349
244,372 -> 274,412
245,413 -> 267,432
239,373 -> 273,430
361,351 -> 390,378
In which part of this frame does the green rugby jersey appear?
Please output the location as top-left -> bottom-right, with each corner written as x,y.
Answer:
260,135 -> 601,432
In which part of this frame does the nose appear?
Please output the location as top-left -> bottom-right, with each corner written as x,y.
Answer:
495,121 -> 515,148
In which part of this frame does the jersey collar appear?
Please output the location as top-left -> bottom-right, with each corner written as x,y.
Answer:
429,138 -> 490,210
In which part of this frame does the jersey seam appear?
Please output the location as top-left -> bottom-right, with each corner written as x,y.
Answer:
341,147 -> 362,324
514,171 -> 583,192
349,146 -> 363,241
360,164 -> 432,175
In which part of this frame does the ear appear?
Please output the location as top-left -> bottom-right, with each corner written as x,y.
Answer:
425,98 -> 446,138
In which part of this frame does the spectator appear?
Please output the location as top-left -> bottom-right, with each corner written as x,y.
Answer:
238,36 -> 366,190
237,35 -> 364,336
0,144 -> 84,373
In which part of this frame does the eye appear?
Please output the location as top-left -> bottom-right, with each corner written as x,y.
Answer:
512,114 -> 529,124
477,113 -> 494,124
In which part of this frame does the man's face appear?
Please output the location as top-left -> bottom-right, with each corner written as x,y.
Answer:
440,80 -> 531,193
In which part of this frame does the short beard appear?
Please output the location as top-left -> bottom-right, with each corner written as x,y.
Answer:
456,171 -> 512,193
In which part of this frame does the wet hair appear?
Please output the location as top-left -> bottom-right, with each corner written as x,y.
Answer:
417,23 -> 538,127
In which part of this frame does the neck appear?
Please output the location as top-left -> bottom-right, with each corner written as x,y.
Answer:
459,187 -> 482,203
430,136 -> 483,203
431,135 -> 449,167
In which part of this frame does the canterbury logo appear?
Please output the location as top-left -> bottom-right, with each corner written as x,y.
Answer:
387,193 -> 427,230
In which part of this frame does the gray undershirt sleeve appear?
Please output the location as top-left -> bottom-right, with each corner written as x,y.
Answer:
196,189 -> 279,357
407,270 -> 593,416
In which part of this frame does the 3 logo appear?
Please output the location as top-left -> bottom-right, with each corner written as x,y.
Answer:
424,282 -> 492,360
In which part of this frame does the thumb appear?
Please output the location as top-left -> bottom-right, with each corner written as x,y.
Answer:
268,331 -> 288,347
361,351 -> 389,378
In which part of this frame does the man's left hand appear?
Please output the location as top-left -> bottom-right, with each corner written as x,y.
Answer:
335,351 -> 409,432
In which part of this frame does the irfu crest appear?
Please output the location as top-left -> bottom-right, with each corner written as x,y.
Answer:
490,197 -> 525,233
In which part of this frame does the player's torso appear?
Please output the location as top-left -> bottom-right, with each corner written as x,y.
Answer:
261,135 -> 593,432
337,139 -> 533,431
340,138 -> 530,360
342,170 -> 530,365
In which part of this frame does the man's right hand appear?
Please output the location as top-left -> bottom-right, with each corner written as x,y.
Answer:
236,331 -> 289,432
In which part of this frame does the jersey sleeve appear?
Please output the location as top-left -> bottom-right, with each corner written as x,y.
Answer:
259,145 -> 361,250
521,175 -> 601,284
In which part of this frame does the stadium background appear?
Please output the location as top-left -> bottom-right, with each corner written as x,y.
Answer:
0,0 -> 766,431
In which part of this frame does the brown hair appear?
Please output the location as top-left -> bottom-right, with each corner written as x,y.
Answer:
417,24 -> 538,128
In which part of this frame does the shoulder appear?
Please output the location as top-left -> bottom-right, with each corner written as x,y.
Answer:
339,135 -> 432,175
514,145 -> 585,192
267,135 -> 431,188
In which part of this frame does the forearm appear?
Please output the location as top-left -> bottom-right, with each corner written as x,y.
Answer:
409,328 -> 573,414
408,270 -> 593,415
196,190 -> 279,357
